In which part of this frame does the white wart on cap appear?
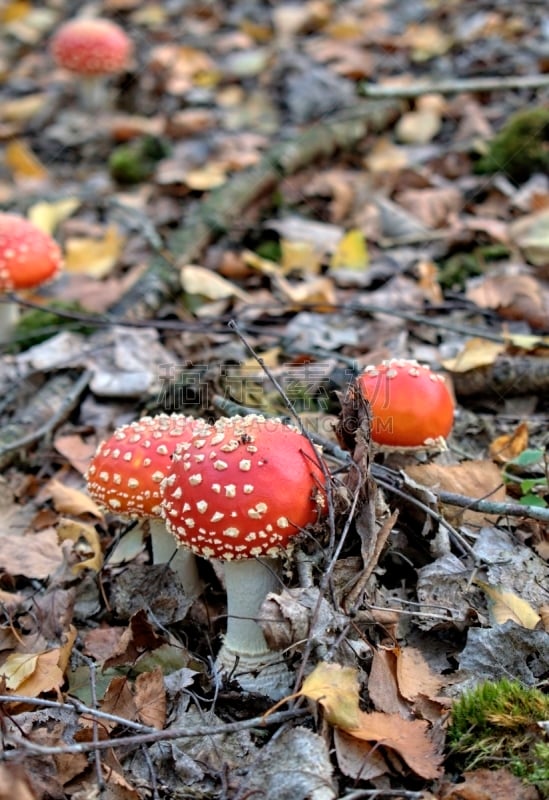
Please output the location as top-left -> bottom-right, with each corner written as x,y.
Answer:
161,414 -> 327,561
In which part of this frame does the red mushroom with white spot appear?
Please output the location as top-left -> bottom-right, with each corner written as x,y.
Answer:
0,213 -> 63,342
86,414 -> 210,597
50,18 -> 132,111
357,358 -> 454,448
161,414 -> 327,699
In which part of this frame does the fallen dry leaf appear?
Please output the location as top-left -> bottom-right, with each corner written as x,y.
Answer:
100,675 -> 138,730
0,764 -> 36,800
474,579 -> 541,629
330,229 -> 369,271
489,421 -> 529,464
46,479 -> 103,518
64,225 -> 125,278
28,197 -> 80,235
299,662 -> 361,729
57,518 -> 103,574
54,434 -> 98,475
405,460 -> 507,526
368,648 -> 412,717
442,337 -> 506,372
347,712 -> 443,779
466,273 -> 549,330
396,647 -> 444,702
4,138 -> 48,181
440,767 -> 539,800
0,529 -> 66,580
2,649 -> 64,696
134,667 -> 166,729
180,263 -> 252,302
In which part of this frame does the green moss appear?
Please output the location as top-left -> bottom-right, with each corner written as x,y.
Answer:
475,107 -> 549,183
109,135 -> 171,184
448,679 -> 549,793
14,301 -> 95,349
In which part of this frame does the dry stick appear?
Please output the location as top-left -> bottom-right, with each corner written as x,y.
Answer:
108,99 -> 399,320
0,370 -> 91,469
0,703 -> 308,758
360,73 -> 549,98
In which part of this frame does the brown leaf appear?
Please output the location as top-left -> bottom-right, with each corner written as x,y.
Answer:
57,518 -> 103,574
4,649 -> 64,697
442,338 -> 506,372
405,460 -> 507,526
54,434 -> 98,475
134,667 -> 166,729
103,610 -> 167,669
466,273 -> 549,330
333,727 -> 388,780
440,767 -> 539,800
0,763 -> 37,800
368,648 -> 412,717
348,711 -> 443,779
0,529 -> 65,580
489,421 -> 529,464
100,676 -> 138,730
395,647 -> 444,702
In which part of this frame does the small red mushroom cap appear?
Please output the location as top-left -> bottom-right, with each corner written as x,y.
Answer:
86,414 -> 210,517
0,213 -> 63,291
51,18 -> 132,77
357,359 -> 454,447
161,414 -> 327,561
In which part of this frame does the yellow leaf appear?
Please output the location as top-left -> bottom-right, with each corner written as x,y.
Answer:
0,0 -> 30,23
489,421 -> 529,464
4,139 -> 48,181
442,337 -> 506,372
280,239 -> 322,275
243,249 -> 280,276
0,93 -> 46,122
16,649 -> 64,697
475,580 -> 541,629
298,662 -> 361,729
330,229 -> 369,271
184,164 -> 226,190
181,264 -> 253,302
57,518 -> 104,574
1,652 -> 38,690
47,479 -> 104,518
28,198 -> 80,235
64,225 -> 125,278
273,273 -> 337,309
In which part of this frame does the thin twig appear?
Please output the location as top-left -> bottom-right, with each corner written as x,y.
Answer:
436,489 -> 549,523
1,707 -> 309,758
360,73 -> 549,98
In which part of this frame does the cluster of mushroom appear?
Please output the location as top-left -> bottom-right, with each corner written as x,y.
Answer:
87,413 -> 327,698
86,361 -> 454,697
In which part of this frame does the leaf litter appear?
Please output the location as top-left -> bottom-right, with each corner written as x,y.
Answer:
0,0 -> 549,798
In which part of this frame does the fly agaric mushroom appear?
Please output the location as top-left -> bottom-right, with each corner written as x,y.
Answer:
86,414 -> 211,597
357,358 -> 454,448
0,213 -> 63,342
50,18 -> 132,111
161,414 -> 327,698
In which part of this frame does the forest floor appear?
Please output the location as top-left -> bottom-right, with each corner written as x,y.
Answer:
0,1 -> 548,798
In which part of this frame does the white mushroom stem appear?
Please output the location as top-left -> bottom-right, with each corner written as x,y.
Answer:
79,76 -> 110,112
0,301 -> 18,342
149,518 -> 201,598
216,557 -> 292,699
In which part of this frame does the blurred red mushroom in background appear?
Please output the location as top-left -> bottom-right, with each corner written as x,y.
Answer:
356,358 -> 455,449
162,414 -> 327,698
0,213 -> 63,343
50,18 -> 132,111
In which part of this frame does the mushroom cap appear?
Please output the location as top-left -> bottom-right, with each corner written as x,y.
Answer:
51,18 -> 132,77
357,359 -> 454,447
0,213 -> 63,291
161,414 -> 327,561
86,414 -> 210,517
